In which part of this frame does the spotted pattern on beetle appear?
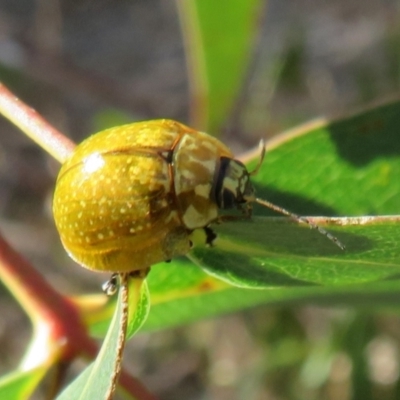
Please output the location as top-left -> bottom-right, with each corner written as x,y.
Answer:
53,119 -> 255,273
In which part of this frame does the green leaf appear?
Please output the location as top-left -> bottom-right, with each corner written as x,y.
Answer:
78,99 -> 400,334
0,365 -> 48,400
248,106 -> 400,217
142,99 -> 400,330
126,278 -> 151,339
57,282 -> 125,400
189,216 -> 400,288
178,0 -> 263,132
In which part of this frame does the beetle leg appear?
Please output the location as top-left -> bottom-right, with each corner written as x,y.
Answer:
102,273 -> 119,296
102,268 -> 150,296
204,226 -> 217,247
129,267 -> 151,279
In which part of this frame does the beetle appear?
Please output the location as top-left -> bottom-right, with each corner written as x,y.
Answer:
53,119 -> 343,275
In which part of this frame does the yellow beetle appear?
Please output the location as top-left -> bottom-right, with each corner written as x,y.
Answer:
53,119 -> 343,274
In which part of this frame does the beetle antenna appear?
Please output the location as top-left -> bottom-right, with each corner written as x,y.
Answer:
249,139 -> 266,176
253,197 -> 345,250
245,139 -> 343,249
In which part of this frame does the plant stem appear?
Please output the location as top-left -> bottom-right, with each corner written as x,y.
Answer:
0,231 -> 97,362
0,231 -> 157,398
107,273 -> 129,400
0,82 -> 75,163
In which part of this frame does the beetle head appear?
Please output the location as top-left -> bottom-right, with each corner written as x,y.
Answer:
213,157 -> 254,215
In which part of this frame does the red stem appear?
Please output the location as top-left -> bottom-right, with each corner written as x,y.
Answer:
119,372 -> 158,400
0,82 -> 75,164
0,231 -> 97,360
0,228 -> 157,399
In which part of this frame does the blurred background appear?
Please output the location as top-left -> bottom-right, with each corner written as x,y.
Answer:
1,0 -> 400,399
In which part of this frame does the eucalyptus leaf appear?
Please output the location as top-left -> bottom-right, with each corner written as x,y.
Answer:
0,365 -> 48,400
58,282 -> 125,400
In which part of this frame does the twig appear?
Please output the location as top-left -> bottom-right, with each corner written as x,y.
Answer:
0,82 -> 75,163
